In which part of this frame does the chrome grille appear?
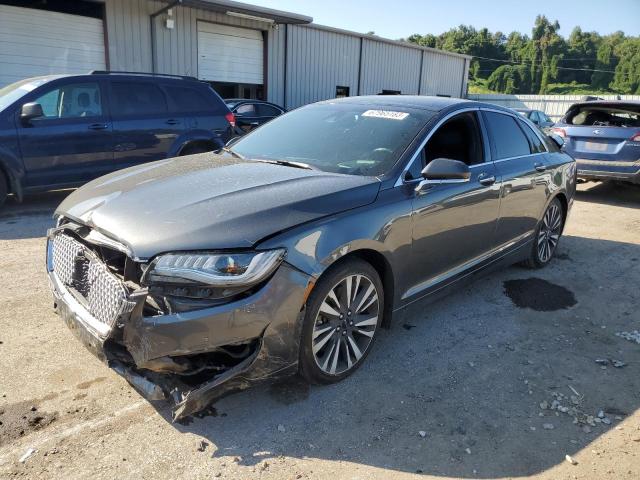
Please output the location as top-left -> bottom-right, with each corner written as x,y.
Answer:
51,233 -> 135,330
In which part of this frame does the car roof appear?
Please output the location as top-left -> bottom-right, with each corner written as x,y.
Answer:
514,108 -> 533,112
315,95 -> 515,114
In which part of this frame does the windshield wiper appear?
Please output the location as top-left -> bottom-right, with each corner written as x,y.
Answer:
222,146 -> 245,160
253,159 -> 317,170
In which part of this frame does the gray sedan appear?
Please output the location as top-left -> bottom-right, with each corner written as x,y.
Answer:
46,96 -> 576,419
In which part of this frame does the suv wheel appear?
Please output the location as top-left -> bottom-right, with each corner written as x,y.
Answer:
522,197 -> 564,268
299,258 -> 383,384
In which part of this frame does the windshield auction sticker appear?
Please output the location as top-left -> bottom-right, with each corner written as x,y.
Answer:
362,110 -> 409,120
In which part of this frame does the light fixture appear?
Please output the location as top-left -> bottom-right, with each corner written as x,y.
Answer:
226,11 -> 275,24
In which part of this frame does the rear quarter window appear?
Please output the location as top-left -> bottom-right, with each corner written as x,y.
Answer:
164,84 -> 226,113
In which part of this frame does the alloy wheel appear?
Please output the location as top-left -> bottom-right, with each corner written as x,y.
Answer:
312,274 -> 380,375
537,202 -> 562,263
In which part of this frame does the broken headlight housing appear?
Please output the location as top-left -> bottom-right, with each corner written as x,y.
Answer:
142,249 -> 286,302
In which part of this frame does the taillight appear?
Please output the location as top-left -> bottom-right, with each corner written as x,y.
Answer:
551,127 -> 566,138
630,132 -> 640,142
225,112 -> 236,127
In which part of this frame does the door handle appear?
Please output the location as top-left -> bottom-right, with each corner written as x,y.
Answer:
478,174 -> 496,186
88,123 -> 108,130
165,119 -> 180,125
534,162 -> 546,172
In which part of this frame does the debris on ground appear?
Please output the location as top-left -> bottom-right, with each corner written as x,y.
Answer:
543,423 -> 554,430
277,424 -> 286,433
418,431 -> 427,438
565,454 -> 578,465
19,448 -> 36,463
197,440 -> 208,452
616,331 -> 640,344
612,360 -> 626,368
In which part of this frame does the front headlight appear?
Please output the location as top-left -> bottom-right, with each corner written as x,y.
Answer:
143,249 -> 286,291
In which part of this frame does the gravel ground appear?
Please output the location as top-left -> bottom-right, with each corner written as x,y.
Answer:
0,181 -> 639,480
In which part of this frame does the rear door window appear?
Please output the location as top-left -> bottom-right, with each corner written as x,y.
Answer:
483,111 -> 532,160
111,82 -> 167,116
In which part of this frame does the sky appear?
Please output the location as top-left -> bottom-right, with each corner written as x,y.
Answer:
248,0 -> 640,39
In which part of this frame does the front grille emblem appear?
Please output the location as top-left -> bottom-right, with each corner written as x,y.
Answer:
593,129 -> 601,135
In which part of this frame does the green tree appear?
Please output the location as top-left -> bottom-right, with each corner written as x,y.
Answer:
611,38 -> 640,93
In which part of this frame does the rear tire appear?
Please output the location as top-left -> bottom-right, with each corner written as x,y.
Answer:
0,170 -> 7,209
522,197 -> 564,269
299,258 -> 383,385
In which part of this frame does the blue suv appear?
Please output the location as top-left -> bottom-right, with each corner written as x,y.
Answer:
0,71 -> 235,207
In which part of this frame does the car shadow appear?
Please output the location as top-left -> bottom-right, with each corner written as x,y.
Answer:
0,191 -> 69,240
576,180 -> 640,208
153,233 -> 640,478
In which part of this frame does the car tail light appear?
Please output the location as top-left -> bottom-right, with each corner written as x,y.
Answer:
629,132 -> 640,142
225,112 -> 236,127
551,127 -> 566,138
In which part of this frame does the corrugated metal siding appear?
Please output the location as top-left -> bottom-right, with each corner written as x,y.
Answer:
421,51 -> 467,97
359,39 -> 422,95
103,0 -> 468,107
468,94 -> 640,121
266,25 -> 286,105
285,25 -> 360,109
105,0 -> 152,72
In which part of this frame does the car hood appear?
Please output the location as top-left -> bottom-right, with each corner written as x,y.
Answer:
56,153 -> 381,259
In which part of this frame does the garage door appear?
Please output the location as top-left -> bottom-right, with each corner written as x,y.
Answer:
197,22 -> 263,85
0,5 -> 105,88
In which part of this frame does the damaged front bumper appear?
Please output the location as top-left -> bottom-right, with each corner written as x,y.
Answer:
46,230 -> 311,420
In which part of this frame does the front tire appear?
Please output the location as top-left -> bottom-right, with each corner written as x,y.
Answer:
522,197 -> 564,268
299,258 -> 383,384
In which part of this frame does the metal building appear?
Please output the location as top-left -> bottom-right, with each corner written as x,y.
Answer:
0,0 -> 471,108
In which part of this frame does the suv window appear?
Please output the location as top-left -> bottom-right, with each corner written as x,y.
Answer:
111,82 -> 167,116
256,104 -> 281,117
484,111 -> 531,159
519,120 -> 546,154
33,82 -> 102,119
164,85 -> 218,112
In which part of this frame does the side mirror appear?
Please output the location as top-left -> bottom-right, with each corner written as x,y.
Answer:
548,133 -> 564,148
416,158 -> 470,193
20,102 -> 44,123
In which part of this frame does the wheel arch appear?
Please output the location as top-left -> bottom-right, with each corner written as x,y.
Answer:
313,248 -> 395,329
551,191 -> 569,233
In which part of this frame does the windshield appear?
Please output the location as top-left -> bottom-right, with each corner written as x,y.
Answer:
0,77 -> 53,111
230,102 -> 433,176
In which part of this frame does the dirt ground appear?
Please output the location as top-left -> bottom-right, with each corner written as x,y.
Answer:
0,181 -> 639,480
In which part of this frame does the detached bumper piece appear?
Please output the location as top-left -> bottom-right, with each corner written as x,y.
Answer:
47,226 -> 309,420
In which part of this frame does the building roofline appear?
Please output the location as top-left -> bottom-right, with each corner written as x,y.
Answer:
302,23 -> 472,61
166,0 -> 313,24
